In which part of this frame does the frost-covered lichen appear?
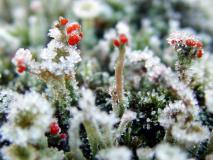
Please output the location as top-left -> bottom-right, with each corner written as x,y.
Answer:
0,91 -> 53,146
1,1 -> 213,160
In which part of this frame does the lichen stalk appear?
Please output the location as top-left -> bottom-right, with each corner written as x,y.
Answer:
83,120 -> 105,155
115,46 -> 126,103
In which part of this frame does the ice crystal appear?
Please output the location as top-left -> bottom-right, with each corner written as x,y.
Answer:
77,88 -> 118,126
69,88 -> 118,157
120,110 -> 136,123
1,2 -> 213,160
136,147 -> 154,160
171,122 -> 210,144
159,101 -> 188,129
12,48 -> 32,66
167,32 -> 204,84
128,48 -> 198,108
48,28 -> 63,41
40,48 -> 57,60
155,143 -> 187,160
128,48 -> 210,145
72,0 -> 102,19
13,17 -> 82,79
0,92 -> 53,146
0,90 -> 17,113
96,147 -> 132,160
2,145 -> 64,160
12,48 -> 32,73
167,32 -> 198,46
205,89 -> 213,113
190,53 -> 213,85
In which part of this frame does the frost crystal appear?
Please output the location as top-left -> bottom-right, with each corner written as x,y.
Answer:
96,147 -> 132,160
12,18 -> 82,79
120,110 -> 136,123
167,32 -> 197,46
136,147 -> 154,160
40,48 -> 57,60
167,32 -> 204,84
69,88 -> 118,157
116,21 -> 131,43
75,87 -> 118,126
128,48 -> 210,144
12,48 -> 32,66
171,122 -> 210,144
0,92 -> 53,146
205,89 -> 213,113
190,53 -> 213,85
72,0 -> 102,19
0,90 -> 17,113
159,101 -> 187,128
128,48 -> 198,108
155,143 -> 187,160
31,40 -> 81,78
12,48 -> 32,73
48,28 -> 63,41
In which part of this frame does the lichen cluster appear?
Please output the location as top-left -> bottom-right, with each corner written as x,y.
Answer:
1,1 -> 213,160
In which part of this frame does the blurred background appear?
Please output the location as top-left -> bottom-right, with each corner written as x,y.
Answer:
0,0 -> 213,86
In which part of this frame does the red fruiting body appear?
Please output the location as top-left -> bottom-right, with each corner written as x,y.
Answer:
72,23 -> 81,30
66,23 -> 81,34
196,41 -> 203,48
60,133 -> 67,139
17,65 -> 26,73
66,26 -> 74,34
68,34 -> 81,46
178,39 -> 183,43
49,122 -> 60,135
119,34 -> 128,45
113,39 -> 120,47
197,50 -> 203,58
171,40 -> 177,45
60,17 -> 68,26
185,39 -> 196,47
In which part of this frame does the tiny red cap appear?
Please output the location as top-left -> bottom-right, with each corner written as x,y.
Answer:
185,39 -> 196,47
66,23 -> 81,34
171,40 -> 177,45
196,41 -> 203,48
17,65 -> 26,73
68,34 -> 81,46
197,50 -> 203,58
119,34 -> 128,45
49,122 -> 60,135
113,39 -> 120,47
60,17 -> 68,26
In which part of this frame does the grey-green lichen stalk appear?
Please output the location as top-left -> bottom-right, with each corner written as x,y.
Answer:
112,34 -> 128,117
